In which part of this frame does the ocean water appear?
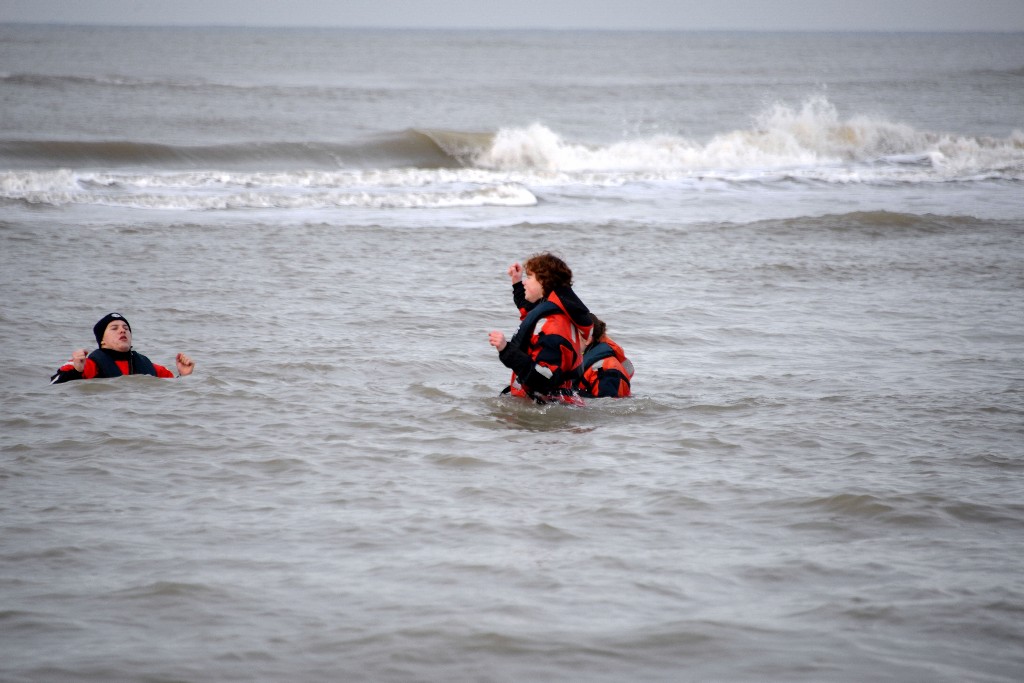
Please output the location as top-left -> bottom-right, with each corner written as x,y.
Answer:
1,25 -> 1023,682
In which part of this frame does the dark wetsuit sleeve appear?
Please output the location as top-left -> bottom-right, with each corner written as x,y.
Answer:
498,343 -> 533,380
512,281 -> 536,318
498,333 -> 572,395
50,364 -> 83,384
596,368 -> 630,398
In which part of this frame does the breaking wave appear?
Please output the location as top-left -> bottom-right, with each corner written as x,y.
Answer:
472,97 -> 1024,179
1,98 -> 1021,211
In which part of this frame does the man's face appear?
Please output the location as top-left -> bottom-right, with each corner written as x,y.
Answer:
100,320 -> 132,352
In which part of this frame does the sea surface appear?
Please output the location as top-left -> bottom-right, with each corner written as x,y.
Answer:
1,25 -> 1023,682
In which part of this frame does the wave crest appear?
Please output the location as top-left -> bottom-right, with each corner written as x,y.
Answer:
1,98 -> 1020,212
471,96 -> 1024,178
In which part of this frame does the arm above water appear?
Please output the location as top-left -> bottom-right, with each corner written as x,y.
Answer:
50,348 -> 91,384
496,332 -> 573,395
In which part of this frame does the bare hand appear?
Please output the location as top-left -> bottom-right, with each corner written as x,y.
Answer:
507,262 -> 523,283
488,330 -> 507,352
176,352 -> 195,376
71,348 -> 89,372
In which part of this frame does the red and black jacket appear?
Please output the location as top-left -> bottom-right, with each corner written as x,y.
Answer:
578,336 -> 634,398
499,282 -> 593,402
50,348 -> 174,384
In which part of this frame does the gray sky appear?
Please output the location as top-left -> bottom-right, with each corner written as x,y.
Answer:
2,0 -> 1024,31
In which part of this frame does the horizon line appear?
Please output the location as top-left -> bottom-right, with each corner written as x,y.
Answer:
2,21 -> 1023,34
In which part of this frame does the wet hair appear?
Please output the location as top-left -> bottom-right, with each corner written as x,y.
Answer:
523,253 -> 572,294
587,314 -> 607,352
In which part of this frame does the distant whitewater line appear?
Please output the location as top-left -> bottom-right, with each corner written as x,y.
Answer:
0,168 -> 538,210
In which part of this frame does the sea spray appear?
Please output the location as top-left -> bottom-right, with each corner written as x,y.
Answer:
472,97 -> 1024,176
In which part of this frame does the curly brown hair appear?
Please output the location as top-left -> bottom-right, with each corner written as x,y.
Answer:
523,253 -> 573,294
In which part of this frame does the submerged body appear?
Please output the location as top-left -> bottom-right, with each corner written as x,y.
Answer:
578,335 -> 634,398
50,312 -> 194,384
51,348 -> 176,383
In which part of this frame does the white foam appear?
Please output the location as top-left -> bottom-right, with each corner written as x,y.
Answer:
0,170 -> 536,210
1,97 -> 1021,213
473,96 -> 1024,180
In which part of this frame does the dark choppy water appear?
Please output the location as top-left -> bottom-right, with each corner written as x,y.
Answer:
1,26 -> 1023,682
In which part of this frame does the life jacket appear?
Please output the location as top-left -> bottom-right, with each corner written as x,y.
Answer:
579,337 -> 634,398
505,287 -> 591,404
88,349 -> 158,378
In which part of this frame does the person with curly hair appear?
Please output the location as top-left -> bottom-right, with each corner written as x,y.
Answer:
489,253 -> 592,403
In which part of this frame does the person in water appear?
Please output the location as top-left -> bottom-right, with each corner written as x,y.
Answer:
578,314 -> 634,398
50,312 -> 195,384
489,253 -> 593,403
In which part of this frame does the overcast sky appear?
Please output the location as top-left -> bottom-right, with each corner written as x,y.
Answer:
2,0 -> 1024,32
